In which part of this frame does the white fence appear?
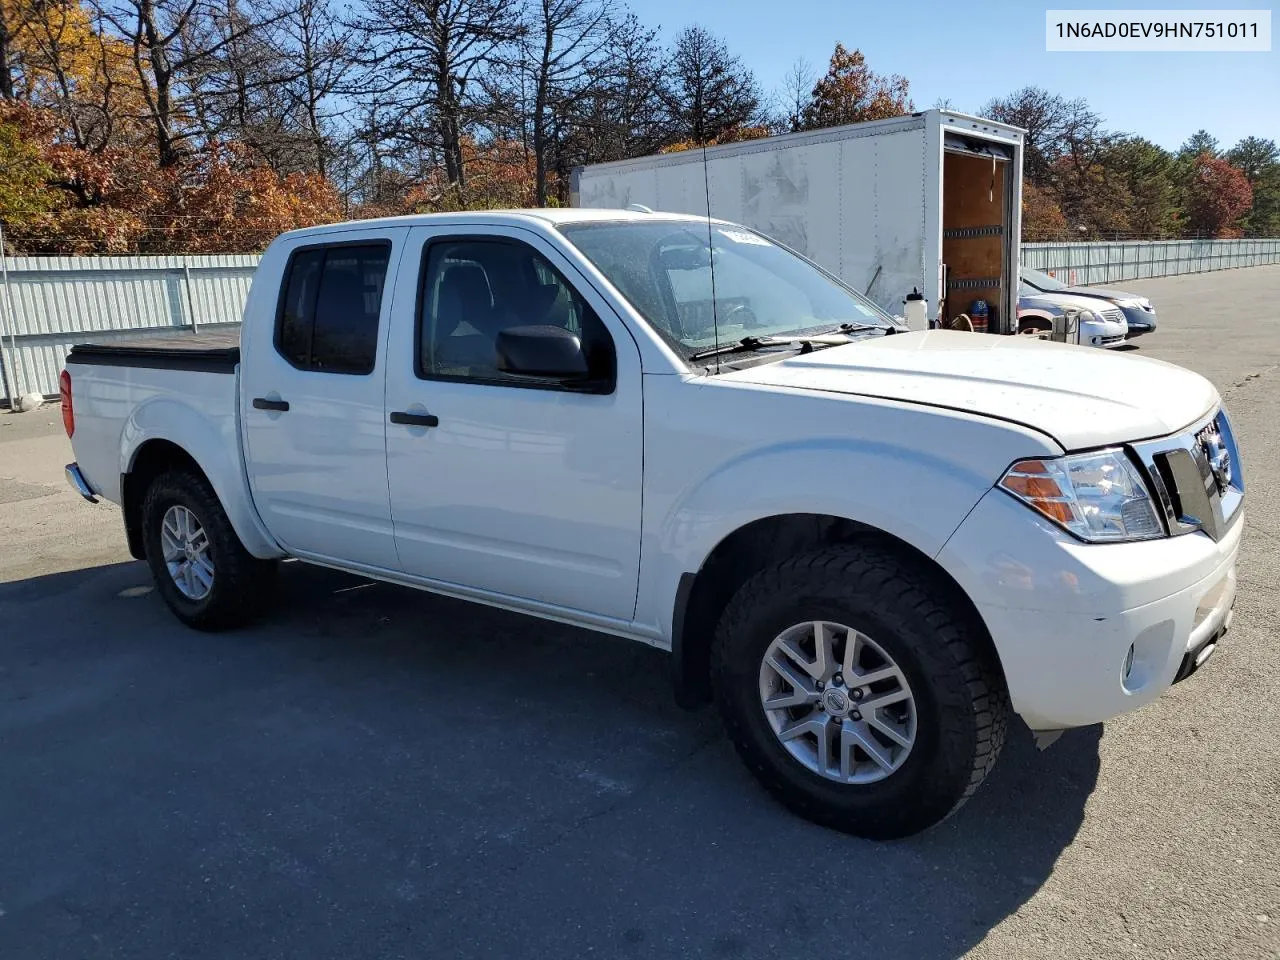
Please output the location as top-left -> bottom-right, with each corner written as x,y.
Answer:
0,255 -> 258,404
1023,238 -> 1280,286
3,238 -> 1280,402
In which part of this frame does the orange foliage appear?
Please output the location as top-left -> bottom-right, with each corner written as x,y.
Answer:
1184,152 -> 1253,238
800,44 -> 912,130
1021,182 -> 1069,241
128,143 -> 345,253
658,124 -> 773,154
0,103 -> 343,253
400,138 -> 540,213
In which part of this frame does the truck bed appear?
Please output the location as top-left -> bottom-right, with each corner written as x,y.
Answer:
67,332 -> 240,373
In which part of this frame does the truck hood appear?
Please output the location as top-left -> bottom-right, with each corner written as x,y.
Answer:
720,330 -> 1217,450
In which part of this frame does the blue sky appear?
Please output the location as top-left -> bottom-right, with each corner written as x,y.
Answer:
633,0 -> 1278,150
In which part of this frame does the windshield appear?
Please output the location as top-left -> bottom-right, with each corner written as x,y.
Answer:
559,220 -> 893,358
1022,267 -> 1069,292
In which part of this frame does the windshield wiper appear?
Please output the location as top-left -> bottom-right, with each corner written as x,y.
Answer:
689,334 -> 851,362
688,323 -> 894,362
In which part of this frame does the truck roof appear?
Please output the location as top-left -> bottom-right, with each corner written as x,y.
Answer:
276,207 -> 714,243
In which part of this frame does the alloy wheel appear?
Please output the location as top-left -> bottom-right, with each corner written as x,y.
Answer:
758,620 -> 917,784
160,504 -> 215,601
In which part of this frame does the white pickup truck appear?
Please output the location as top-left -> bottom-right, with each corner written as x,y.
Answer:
62,210 -> 1244,839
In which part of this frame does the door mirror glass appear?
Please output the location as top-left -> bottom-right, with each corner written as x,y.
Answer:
495,325 -> 590,379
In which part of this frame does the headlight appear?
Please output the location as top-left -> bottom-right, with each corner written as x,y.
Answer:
999,449 -> 1165,542
1076,308 -> 1099,325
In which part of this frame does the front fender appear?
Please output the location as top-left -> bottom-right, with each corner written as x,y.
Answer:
637,437 -> 1005,643
122,395 -> 282,558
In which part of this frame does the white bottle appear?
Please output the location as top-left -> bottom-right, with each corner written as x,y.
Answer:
903,288 -> 929,332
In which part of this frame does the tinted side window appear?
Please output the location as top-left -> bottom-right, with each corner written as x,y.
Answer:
417,239 -> 614,389
275,243 -> 390,374
277,248 -> 324,367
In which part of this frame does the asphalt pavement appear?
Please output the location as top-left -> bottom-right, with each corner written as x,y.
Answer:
2,265 -> 1279,959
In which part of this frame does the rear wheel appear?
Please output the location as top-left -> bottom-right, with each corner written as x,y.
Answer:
142,468 -> 276,630
711,544 -> 1008,839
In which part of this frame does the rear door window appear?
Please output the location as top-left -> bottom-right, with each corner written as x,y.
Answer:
275,243 -> 391,374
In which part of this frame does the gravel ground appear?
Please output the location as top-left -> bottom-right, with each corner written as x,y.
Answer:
2,265 -> 1279,959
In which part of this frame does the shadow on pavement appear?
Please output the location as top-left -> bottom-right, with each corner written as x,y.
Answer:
0,559 -> 1101,959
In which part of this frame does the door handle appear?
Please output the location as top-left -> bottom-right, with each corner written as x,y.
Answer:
389,411 -> 439,428
252,397 -> 290,412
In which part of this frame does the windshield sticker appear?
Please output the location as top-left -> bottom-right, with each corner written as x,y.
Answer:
717,229 -> 771,246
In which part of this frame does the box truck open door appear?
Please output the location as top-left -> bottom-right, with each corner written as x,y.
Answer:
940,134 -> 1018,334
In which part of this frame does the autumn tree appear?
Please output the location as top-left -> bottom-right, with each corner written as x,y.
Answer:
138,141 -> 343,250
0,0 -> 37,98
557,12 -> 667,165
403,136 -> 536,212
663,25 -> 760,145
0,0 -> 140,156
983,86 -> 1100,187
1183,152 -> 1253,237
0,109 -> 56,230
1021,181 -> 1068,241
984,86 -> 1146,238
778,57 -> 813,133
519,0 -> 615,205
279,0 -> 354,178
1226,136 -> 1280,237
182,0 -> 293,163
798,43 -> 910,131
92,0 -> 288,167
355,0 -> 520,190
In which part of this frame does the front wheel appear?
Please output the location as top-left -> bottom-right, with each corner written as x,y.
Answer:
711,544 -> 1008,839
141,468 -> 277,630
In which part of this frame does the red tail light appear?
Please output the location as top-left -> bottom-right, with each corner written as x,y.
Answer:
59,369 -> 74,438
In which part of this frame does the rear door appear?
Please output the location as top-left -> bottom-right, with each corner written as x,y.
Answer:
382,224 -> 643,620
242,227 -> 407,568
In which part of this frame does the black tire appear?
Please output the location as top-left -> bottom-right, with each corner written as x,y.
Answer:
711,544 -> 1008,840
141,467 -> 277,630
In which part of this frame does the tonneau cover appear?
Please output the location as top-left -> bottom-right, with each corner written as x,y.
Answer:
67,332 -> 240,372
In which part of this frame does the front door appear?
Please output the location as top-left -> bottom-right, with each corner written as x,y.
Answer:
383,225 -> 643,621
241,227 -> 407,569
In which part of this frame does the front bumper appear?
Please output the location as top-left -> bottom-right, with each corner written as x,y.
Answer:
1079,318 -> 1128,349
1118,303 -> 1157,336
938,488 -> 1241,731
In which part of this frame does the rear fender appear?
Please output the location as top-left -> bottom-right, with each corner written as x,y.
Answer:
122,396 -> 282,558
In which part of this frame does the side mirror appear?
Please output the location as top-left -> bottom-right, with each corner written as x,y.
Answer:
495,324 -> 590,379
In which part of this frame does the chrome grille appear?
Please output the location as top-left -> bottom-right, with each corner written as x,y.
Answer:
1099,308 -> 1125,324
1130,408 -> 1244,541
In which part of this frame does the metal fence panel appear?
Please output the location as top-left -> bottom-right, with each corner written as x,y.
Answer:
1024,238 -> 1280,286
0,254 -> 258,401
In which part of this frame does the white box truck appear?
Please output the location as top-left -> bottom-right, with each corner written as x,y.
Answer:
571,110 -> 1025,334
